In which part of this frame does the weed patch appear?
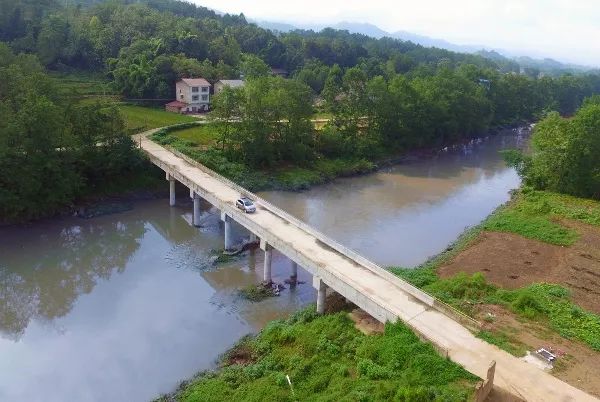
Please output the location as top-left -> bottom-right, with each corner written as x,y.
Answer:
239,284 -> 278,302
171,308 -> 478,401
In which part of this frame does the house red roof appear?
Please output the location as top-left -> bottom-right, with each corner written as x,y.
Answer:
181,78 -> 211,87
165,100 -> 187,108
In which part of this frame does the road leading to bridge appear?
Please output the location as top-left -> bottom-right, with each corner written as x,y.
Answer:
137,129 -> 597,402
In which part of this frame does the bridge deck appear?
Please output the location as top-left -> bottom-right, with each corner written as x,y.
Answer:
138,130 -> 597,402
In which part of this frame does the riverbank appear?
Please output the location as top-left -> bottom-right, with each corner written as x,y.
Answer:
0,161 -> 166,226
393,188 -> 600,397
157,299 -> 479,402
150,122 -> 529,192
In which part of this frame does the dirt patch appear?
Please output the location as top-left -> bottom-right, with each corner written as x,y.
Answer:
348,309 -> 385,335
476,304 -> 600,398
223,340 -> 256,366
324,292 -> 355,314
438,221 -> 600,315
438,221 -> 600,397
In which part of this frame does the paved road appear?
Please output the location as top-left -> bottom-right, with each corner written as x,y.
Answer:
137,129 -> 598,402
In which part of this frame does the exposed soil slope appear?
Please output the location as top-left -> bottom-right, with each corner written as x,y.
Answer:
437,220 -> 600,398
438,221 -> 600,315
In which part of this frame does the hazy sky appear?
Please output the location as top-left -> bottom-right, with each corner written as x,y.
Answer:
193,0 -> 600,66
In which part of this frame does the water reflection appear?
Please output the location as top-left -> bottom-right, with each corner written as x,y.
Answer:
0,217 -> 146,339
0,203 -> 313,402
260,130 -> 526,267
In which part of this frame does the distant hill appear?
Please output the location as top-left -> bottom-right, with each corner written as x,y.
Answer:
254,19 -> 595,74
253,20 -> 485,50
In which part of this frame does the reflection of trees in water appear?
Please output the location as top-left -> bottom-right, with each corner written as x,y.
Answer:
0,218 -> 146,339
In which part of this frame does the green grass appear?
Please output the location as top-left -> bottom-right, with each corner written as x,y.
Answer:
118,105 -> 197,131
481,188 -> 600,246
476,330 -> 527,357
50,72 -> 116,97
171,124 -> 222,146
164,308 -> 478,402
396,270 -> 600,352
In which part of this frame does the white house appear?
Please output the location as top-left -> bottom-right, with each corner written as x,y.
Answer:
214,79 -> 245,95
165,78 -> 211,114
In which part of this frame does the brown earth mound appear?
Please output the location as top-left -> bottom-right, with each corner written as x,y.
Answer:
438,221 -> 600,315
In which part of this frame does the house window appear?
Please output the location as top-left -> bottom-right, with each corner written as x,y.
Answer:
201,87 -> 208,93
192,95 -> 199,101
192,87 -> 199,93
201,95 -> 208,101
180,94 -> 184,100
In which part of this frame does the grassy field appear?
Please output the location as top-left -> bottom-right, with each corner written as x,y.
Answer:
162,308 -> 478,402
117,105 -> 198,131
392,189 -> 600,354
171,124 -> 221,146
481,189 -> 600,246
50,74 -> 198,132
50,72 -> 116,97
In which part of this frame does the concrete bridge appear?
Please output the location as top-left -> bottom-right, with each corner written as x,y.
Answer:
136,128 -> 598,402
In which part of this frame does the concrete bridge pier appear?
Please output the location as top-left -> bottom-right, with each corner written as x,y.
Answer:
260,239 -> 273,283
221,212 -> 233,250
313,276 -> 327,314
290,261 -> 298,283
190,190 -> 202,227
167,173 -> 176,206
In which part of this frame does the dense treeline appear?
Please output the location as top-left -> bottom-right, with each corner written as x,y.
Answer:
506,96 -> 600,200
211,66 -> 600,169
0,44 -> 144,222
2,0 -> 599,112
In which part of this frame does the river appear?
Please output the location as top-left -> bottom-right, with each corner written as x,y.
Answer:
0,128 -> 526,402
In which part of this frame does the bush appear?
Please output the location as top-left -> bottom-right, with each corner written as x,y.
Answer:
505,101 -> 600,200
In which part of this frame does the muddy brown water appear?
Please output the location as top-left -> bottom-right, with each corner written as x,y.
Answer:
0,129 -> 526,401
260,129 -> 527,267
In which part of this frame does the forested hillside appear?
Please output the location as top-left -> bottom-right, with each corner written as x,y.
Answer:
2,0 -> 600,220
2,0 -> 599,115
2,0 -> 599,114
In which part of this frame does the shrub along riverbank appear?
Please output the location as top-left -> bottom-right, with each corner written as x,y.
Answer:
392,189 -> 600,354
151,123 -> 376,191
160,307 -> 478,402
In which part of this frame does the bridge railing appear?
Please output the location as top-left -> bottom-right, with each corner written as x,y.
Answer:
145,128 -> 481,330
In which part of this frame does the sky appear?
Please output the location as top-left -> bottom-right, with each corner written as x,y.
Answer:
192,0 -> 600,67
